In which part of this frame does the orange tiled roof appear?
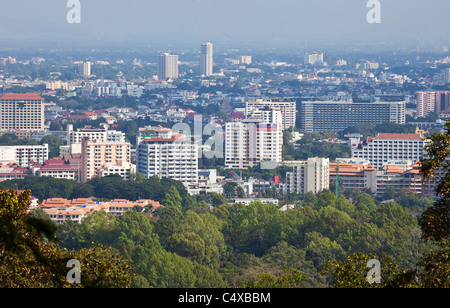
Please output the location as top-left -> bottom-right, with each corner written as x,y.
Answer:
0,93 -> 43,100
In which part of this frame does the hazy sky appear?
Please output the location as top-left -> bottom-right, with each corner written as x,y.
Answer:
0,0 -> 449,50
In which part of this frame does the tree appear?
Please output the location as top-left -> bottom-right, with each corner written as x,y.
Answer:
383,186 -> 397,200
129,172 -> 146,183
49,121 -> 63,131
321,252 -> 400,288
322,120 -> 450,288
244,268 -> 308,288
0,189 -> 132,288
223,182 -> 239,199
162,186 -> 182,209
421,119 -> 450,243
40,135 -> 65,159
418,119 -> 450,287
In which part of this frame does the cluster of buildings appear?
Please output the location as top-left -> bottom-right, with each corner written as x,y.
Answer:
0,91 -> 435,201
33,197 -> 163,224
225,99 -> 295,169
1,44 -> 447,209
279,130 -> 431,197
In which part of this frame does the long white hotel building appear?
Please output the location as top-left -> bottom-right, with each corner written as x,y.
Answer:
351,133 -> 427,169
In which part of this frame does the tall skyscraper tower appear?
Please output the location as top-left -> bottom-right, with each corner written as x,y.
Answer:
83,61 -> 91,78
158,53 -> 179,79
200,42 -> 213,76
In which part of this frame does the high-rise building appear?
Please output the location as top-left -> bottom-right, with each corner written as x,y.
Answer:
239,56 -> 252,65
433,68 -> 450,86
245,99 -> 297,130
0,93 -> 45,131
282,158 -> 330,195
436,91 -> 450,114
62,124 -> 126,156
136,127 -> 198,187
80,138 -> 131,183
225,118 -> 283,170
299,101 -> 405,132
200,42 -> 213,76
83,61 -> 91,78
158,53 -> 179,79
417,91 -> 450,117
351,133 -> 427,169
304,53 -> 324,65
67,124 -> 108,145
417,91 -> 436,118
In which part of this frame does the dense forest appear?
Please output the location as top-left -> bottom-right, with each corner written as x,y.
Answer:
26,187 -> 435,288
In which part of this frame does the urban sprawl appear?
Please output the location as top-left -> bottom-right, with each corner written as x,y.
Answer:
1,44 -> 449,223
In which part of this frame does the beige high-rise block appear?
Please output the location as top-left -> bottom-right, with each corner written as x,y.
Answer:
0,93 -> 44,131
81,138 -> 131,183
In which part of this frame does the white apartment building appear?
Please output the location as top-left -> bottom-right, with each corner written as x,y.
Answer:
136,128 -> 198,187
158,53 -> 179,79
107,130 -> 126,142
247,107 -> 284,128
45,80 -> 71,91
67,124 -> 108,145
200,42 -> 214,76
225,118 -> 283,170
83,61 -> 91,78
245,99 -> 296,130
300,101 -> 405,132
0,144 -> 49,167
97,161 -> 136,181
239,56 -> 252,65
283,158 -> 330,195
304,53 -> 324,65
351,133 -> 427,169
63,124 -> 126,155
0,93 -> 45,131
81,138 -> 131,183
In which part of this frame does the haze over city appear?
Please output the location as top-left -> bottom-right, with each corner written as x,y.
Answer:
0,0 -> 449,52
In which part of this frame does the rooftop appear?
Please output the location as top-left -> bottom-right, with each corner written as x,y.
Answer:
0,93 -> 43,100
370,133 -> 424,141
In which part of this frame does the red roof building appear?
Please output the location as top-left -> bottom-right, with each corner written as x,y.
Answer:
33,158 -> 78,181
0,93 -> 43,100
